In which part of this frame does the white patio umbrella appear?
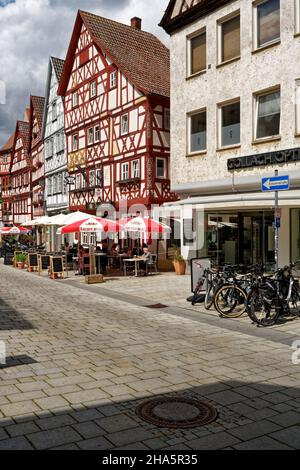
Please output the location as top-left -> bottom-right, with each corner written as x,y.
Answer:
47,211 -> 94,226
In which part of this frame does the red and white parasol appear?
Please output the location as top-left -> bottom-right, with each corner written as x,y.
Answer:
119,216 -> 171,234
60,217 -> 120,235
0,226 -> 30,235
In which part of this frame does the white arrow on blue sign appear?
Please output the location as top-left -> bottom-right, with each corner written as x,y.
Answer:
262,176 -> 290,192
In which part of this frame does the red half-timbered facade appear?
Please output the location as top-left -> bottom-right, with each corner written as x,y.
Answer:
10,120 -> 31,225
29,96 -> 46,219
58,10 -> 177,214
0,134 -> 14,226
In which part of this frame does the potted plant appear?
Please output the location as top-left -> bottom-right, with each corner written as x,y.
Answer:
15,253 -> 27,270
172,245 -> 186,275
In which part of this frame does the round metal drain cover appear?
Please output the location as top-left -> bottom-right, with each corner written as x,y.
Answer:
137,397 -> 218,429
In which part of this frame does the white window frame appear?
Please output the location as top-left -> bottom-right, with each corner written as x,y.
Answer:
121,162 -> 129,181
156,158 -> 166,179
110,71 -> 117,89
72,134 -> 78,152
218,98 -> 241,149
295,0 -> 300,35
95,169 -> 102,187
88,127 -> 94,146
187,109 -> 207,155
253,0 -> 280,51
296,79 -> 300,135
94,125 -> 100,143
187,28 -> 206,78
76,174 -> 81,190
132,160 -> 140,179
121,114 -> 129,135
217,10 -> 240,65
89,169 -> 95,187
72,92 -> 78,108
254,86 -> 281,141
90,80 -> 97,98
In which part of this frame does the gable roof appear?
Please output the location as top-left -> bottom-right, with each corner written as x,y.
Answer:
31,96 -> 45,132
52,56 -> 65,83
12,121 -> 30,158
58,10 -> 170,98
160,0 -> 233,34
0,133 -> 15,153
42,57 -> 65,140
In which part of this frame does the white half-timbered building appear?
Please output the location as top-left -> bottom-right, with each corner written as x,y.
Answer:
58,10 -> 177,214
43,57 -> 68,216
0,134 -> 14,226
29,96 -> 45,220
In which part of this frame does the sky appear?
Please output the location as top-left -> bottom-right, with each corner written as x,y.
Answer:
0,0 -> 170,145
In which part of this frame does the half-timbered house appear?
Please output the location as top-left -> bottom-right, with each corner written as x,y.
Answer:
0,134 -> 14,226
43,57 -> 68,217
10,119 -> 31,225
29,96 -> 45,220
58,10 -> 177,215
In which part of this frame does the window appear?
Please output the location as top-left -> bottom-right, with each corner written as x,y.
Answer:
188,30 -> 206,76
110,71 -> 117,89
219,100 -> 240,147
72,135 -> 78,151
76,174 -> 81,190
72,92 -> 78,108
90,81 -> 97,98
57,174 -> 62,193
255,0 -> 280,49
94,125 -> 100,142
164,109 -> 170,130
89,169 -> 95,187
53,175 -> 57,194
96,169 -> 102,187
121,162 -> 129,180
121,114 -> 129,135
296,80 -> 300,134
296,0 -> 300,34
49,138 -> 54,157
47,178 -> 52,197
62,173 -> 67,195
188,110 -> 207,153
219,13 -> 240,63
88,128 -> 94,145
255,89 -> 280,139
132,160 -> 140,179
52,101 -> 57,121
156,158 -> 166,178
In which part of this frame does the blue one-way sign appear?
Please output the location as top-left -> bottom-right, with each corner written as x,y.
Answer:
262,175 -> 290,192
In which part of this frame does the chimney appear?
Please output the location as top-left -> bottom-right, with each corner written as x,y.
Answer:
131,17 -> 142,31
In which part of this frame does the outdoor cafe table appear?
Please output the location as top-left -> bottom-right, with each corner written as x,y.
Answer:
123,258 -> 143,277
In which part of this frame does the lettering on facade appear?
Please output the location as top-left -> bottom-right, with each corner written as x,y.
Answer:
227,148 -> 300,170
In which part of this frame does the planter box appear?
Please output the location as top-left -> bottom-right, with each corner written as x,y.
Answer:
85,274 -> 104,285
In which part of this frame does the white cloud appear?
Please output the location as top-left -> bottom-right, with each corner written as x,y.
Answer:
0,0 -> 169,144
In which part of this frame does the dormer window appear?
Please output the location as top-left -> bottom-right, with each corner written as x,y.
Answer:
90,81 -> 97,98
110,71 -> 117,89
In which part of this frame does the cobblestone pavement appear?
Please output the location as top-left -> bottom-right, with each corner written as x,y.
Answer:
0,264 -> 300,450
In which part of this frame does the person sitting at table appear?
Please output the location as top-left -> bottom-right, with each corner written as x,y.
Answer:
110,243 -> 120,256
132,245 -> 143,257
139,246 -> 152,275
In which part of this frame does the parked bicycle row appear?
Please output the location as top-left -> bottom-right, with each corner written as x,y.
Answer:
190,262 -> 300,327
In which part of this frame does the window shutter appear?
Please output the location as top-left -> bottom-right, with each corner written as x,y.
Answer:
191,33 -> 206,74
222,15 -> 240,62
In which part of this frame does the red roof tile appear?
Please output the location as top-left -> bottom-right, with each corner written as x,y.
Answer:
0,133 -> 15,152
51,56 -> 65,82
59,10 -> 170,98
31,96 -> 45,132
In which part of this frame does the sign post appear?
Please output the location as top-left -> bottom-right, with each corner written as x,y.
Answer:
262,173 -> 290,271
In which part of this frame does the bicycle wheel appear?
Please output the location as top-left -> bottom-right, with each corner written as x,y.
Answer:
248,290 -> 280,326
204,282 -> 215,310
214,284 -> 246,318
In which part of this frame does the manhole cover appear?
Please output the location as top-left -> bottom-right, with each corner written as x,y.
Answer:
137,397 -> 218,429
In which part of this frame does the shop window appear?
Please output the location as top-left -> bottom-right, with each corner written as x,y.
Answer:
188,30 -> 206,76
219,100 -> 240,147
188,110 -> 207,154
255,88 -> 280,139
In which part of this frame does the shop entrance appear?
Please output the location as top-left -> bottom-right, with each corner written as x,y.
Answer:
198,211 -> 275,269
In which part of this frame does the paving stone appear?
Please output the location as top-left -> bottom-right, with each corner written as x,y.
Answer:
1,401 -> 41,418
187,432 -> 240,450
27,426 -> 82,450
270,426 -> 300,449
71,409 -> 103,422
143,438 -> 166,450
36,414 -> 76,430
34,396 -> 69,411
0,436 -> 34,450
207,390 -> 246,406
77,436 -> 112,450
107,428 -> 154,447
268,411 -> 300,427
228,420 -> 281,441
95,414 -> 138,433
233,436 -> 292,450
72,422 -> 105,439
6,422 -> 40,437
